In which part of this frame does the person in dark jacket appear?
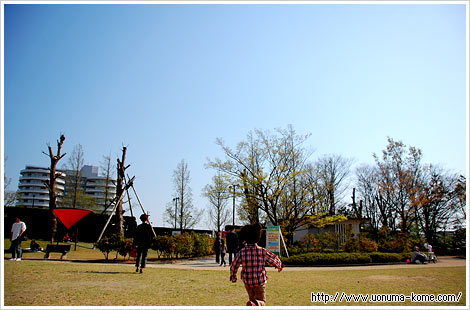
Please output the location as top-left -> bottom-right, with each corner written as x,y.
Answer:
134,214 -> 154,273
226,226 -> 239,264
213,233 -> 221,264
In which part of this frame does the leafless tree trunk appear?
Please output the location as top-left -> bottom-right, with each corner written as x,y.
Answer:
65,144 -> 84,208
164,159 -> 202,231
100,154 -> 115,214
203,173 -> 230,232
43,134 -> 66,243
314,154 -> 353,215
115,147 -> 129,236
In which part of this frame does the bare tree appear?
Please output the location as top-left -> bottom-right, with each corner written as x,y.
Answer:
60,144 -> 94,210
313,154 -> 353,215
3,157 -> 19,207
355,164 -> 381,236
202,173 -> 231,232
410,165 -> 461,244
373,137 -> 423,233
164,159 -> 202,230
453,175 -> 466,227
100,154 -> 116,214
43,134 -> 66,242
115,147 -> 130,236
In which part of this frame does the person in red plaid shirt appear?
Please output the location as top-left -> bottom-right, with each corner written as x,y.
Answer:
230,223 -> 283,306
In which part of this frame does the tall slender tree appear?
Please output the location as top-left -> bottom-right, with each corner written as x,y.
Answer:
100,154 -> 116,214
43,134 -> 66,242
203,173 -> 231,232
60,144 -> 94,210
164,159 -> 202,231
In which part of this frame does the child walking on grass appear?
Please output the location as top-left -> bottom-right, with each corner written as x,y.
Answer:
229,223 -> 283,306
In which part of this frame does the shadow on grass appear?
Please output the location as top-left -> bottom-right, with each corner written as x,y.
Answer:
84,271 -> 135,274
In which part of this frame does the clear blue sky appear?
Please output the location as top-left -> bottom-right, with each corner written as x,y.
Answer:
3,2 -> 467,229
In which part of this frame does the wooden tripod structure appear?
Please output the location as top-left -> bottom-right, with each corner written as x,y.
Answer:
95,175 -> 156,245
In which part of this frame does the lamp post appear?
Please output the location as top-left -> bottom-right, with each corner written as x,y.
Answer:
230,185 -> 236,226
172,197 -> 179,231
32,195 -> 35,208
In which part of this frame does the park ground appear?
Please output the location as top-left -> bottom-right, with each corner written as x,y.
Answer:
2,240 -> 468,307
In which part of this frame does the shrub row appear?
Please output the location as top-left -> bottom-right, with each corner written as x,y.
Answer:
281,252 -> 412,266
95,233 -> 133,260
95,232 -> 214,260
151,233 -> 214,259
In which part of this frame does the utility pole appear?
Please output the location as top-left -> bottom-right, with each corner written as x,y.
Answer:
231,184 -> 236,226
172,197 -> 179,231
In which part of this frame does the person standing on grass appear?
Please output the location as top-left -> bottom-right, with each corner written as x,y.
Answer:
10,217 -> 26,261
226,226 -> 239,264
219,238 -> 227,267
213,233 -> 221,264
134,214 -> 154,274
230,223 -> 283,306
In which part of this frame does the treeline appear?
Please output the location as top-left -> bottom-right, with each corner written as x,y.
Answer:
206,125 -> 466,248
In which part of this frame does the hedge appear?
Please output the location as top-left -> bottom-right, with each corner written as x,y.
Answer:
150,232 -> 214,259
95,232 -> 214,260
282,252 -> 412,266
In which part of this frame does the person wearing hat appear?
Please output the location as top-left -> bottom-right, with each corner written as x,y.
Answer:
134,214 -> 154,273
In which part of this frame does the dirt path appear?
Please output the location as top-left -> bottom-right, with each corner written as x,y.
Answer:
145,255 -> 466,271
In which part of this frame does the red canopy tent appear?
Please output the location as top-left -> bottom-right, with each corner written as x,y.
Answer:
53,208 -> 92,229
52,208 -> 93,248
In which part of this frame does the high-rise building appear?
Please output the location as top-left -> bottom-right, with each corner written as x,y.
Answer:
81,165 -> 117,212
16,166 -> 66,209
16,165 -> 116,213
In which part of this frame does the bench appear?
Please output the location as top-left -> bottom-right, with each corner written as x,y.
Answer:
44,244 -> 71,260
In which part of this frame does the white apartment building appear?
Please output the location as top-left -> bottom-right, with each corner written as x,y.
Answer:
16,165 -> 116,213
16,166 -> 66,209
81,165 -> 117,212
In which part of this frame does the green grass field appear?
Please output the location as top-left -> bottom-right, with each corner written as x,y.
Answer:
3,239 -> 467,307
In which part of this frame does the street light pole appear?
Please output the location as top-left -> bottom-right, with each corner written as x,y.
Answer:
32,195 -> 35,208
172,197 -> 179,231
231,185 -> 236,226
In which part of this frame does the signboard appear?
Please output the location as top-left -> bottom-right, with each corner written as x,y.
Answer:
266,225 -> 281,255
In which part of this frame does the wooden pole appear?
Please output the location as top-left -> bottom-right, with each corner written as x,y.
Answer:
95,177 -> 134,245
74,226 -> 78,251
128,179 -> 156,237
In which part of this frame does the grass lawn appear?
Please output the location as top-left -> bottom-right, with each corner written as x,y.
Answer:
3,259 -> 466,306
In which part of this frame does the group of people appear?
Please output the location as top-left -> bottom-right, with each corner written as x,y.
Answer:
213,226 -> 239,267
9,214 -> 282,306
8,216 -> 73,260
411,243 -> 435,264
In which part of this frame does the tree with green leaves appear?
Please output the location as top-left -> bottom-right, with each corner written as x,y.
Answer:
209,125 -> 328,245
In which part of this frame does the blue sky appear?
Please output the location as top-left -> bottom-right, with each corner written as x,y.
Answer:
2,2 -> 467,229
